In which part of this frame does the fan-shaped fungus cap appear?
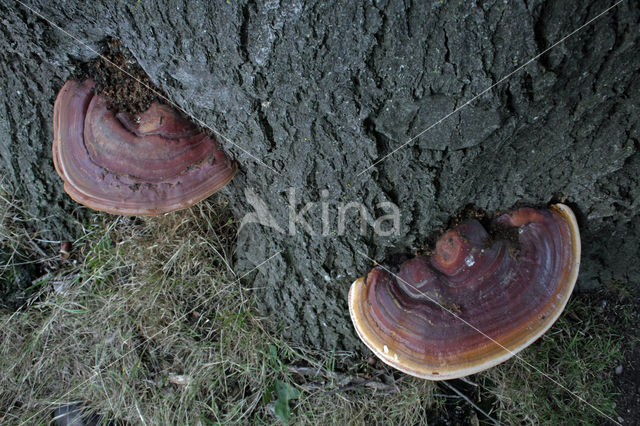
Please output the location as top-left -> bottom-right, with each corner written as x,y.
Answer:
349,204 -> 580,380
52,79 -> 238,215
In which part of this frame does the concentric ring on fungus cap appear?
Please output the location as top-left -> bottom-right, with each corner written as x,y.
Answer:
52,79 -> 237,215
349,204 -> 580,380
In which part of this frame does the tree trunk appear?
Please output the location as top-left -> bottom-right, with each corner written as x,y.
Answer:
1,0 -> 639,350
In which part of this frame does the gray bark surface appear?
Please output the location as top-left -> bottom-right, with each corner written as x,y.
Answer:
1,0 -> 638,350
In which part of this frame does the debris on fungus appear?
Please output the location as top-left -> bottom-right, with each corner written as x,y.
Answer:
348,204 -> 581,380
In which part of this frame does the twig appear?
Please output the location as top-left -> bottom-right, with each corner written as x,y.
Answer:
441,381 -> 500,425
23,230 -> 48,259
287,365 -> 398,395
288,365 -> 338,380
433,393 -> 463,399
325,379 -> 398,395
458,375 -> 478,387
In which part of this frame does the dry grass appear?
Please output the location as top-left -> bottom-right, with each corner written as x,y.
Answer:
481,293 -> 633,425
0,186 -> 439,425
0,181 -> 58,310
0,179 -> 632,425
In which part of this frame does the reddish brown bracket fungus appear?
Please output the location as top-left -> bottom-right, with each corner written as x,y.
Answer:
349,204 -> 580,380
52,79 -> 237,215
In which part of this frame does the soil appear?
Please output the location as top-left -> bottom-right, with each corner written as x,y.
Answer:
615,342 -> 640,426
612,294 -> 640,426
1,5 -> 639,424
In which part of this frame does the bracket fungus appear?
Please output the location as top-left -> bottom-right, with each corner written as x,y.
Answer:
52,79 -> 237,215
349,204 -> 580,380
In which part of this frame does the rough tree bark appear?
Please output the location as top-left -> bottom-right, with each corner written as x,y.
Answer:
1,0 -> 638,351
